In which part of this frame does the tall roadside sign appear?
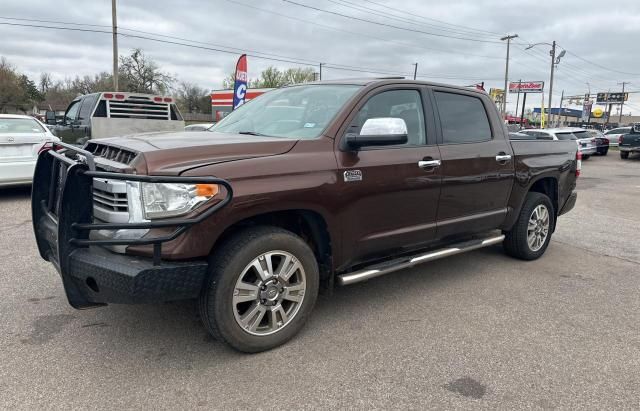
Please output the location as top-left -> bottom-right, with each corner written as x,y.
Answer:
509,81 -> 544,128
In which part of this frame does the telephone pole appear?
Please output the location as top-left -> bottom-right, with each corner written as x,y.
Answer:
412,63 -> 418,80
500,34 -> 518,116
112,0 -> 119,91
618,81 -> 630,123
319,63 -> 323,81
526,41 -> 564,128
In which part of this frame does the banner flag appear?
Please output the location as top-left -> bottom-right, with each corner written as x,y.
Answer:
232,54 -> 248,110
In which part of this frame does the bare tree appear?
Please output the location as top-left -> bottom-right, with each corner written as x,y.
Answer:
119,49 -> 174,94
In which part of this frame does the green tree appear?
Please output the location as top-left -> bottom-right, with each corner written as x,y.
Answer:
176,81 -> 211,114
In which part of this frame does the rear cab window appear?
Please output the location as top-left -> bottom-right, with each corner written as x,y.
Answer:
434,91 -> 492,144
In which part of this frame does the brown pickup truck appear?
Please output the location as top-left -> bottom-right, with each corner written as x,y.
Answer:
32,79 -> 579,352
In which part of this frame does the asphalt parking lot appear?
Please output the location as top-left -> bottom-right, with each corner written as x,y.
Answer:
1,153 -> 639,409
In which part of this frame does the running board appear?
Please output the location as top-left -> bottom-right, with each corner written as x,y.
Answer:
337,235 -> 505,286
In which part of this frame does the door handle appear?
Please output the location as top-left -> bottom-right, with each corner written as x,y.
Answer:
418,159 -> 441,168
495,154 -> 512,162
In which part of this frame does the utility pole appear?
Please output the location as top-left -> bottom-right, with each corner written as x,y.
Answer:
500,34 -> 518,116
318,63 -> 323,81
548,41 -> 556,127
412,63 -> 418,80
112,0 -> 119,91
618,81 -> 630,124
556,90 -> 564,127
514,79 -> 522,121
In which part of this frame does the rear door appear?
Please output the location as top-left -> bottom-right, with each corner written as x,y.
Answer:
431,88 -> 515,238
335,85 -> 442,264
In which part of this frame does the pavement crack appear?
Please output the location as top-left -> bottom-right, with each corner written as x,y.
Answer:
551,239 -> 640,265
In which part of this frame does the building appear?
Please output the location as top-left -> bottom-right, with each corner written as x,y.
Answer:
210,88 -> 273,121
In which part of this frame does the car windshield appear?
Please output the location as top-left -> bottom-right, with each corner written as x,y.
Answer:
555,132 -> 577,140
0,118 -> 45,133
211,84 -> 362,139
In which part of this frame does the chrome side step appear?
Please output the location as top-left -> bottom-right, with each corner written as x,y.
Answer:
337,234 -> 505,286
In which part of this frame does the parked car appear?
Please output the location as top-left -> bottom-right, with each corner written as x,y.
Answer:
32,79 -> 579,352
185,123 -> 215,132
0,114 -> 60,187
519,128 -> 597,159
604,127 -> 631,146
586,129 -> 609,155
619,123 -> 640,159
48,92 -> 185,145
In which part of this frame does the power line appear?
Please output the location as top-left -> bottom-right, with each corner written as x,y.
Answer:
223,0 -> 504,59
0,19 -> 500,84
561,49 -> 640,77
323,0 -> 498,40
359,0 -> 504,37
281,0 -> 504,44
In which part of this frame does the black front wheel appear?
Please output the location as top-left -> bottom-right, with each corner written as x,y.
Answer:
199,226 -> 319,353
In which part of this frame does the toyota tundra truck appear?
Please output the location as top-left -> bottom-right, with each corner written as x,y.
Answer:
32,79 -> 579,352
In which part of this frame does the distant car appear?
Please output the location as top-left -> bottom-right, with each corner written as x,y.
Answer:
604,127 -> 631,146
185,123 -> 215,132
0,114 -> 60,187
508,131 -> 530,140
519,128 -> 597,159
586,129 -> 609,155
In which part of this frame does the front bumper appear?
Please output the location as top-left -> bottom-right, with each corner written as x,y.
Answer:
31,143 -> 232,309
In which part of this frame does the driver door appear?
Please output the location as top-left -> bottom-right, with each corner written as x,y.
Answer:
335,85 -> 442,266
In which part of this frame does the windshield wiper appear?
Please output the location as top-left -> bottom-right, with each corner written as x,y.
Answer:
238,131 -> 268,136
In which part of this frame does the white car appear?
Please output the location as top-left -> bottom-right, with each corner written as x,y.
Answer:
0,114 -> 60,187
520,128 -> 597,159
604,127 -> 631,147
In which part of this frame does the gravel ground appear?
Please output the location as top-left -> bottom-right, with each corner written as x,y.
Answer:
1,153 -> 639,409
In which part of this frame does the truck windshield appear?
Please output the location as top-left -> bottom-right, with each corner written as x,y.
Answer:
555,132 -> 577,140
211,84 -> 362,139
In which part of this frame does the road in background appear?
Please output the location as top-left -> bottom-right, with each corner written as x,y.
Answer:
1,154 -> 639,409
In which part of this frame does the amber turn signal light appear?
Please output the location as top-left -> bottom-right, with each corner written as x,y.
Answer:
196,184 -> 219,197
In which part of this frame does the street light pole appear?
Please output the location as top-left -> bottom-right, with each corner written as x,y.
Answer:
112,0 -> 118,91
501,34 -> 518,116
548,41 -> 556,127
412,63 -> 418,80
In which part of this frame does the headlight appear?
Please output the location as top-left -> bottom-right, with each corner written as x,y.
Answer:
141,183 -> 219,219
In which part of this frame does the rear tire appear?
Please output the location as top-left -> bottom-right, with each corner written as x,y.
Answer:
602,148 -> 608,156
199,226 -> 319,353
503,192 -> 554,261
582,154 -> 590,160
620,151 -> 629,159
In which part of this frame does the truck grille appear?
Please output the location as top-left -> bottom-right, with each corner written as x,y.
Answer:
93,187 -> 128,212
92,179 -> 130,223
86,143 -> 138,166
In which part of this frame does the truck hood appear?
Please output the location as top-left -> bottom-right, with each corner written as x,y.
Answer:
94,131 -> 299,175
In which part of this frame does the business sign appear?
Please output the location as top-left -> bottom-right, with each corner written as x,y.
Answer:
581,100 -> 593,122
489,88 -> 504,103
596,92 -> 629,103
232,54 -> 248,110
509,81 -> 544,93
592,107 -> 604,118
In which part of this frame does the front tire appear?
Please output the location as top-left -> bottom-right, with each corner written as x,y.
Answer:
199,226 -> 319,353
503,192 -> 554,260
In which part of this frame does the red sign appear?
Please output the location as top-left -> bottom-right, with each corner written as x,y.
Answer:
211,88 -> 273,107
509,81 -> 544,93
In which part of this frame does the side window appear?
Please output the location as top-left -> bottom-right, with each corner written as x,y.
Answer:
349,89 -> 426,145
434,92 -> 492,144
78,94 -> 98,121
64,100 -> 81,124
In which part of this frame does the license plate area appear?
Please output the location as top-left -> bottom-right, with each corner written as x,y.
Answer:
0,143 -> 34,159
